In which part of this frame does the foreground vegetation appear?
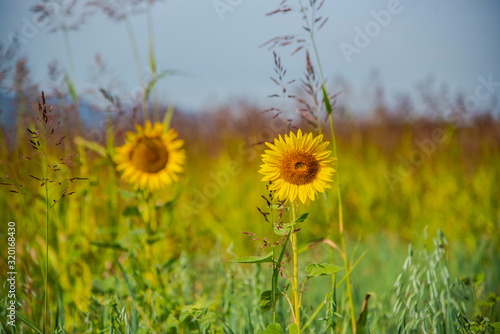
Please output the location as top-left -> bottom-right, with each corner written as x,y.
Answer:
0,101 -> 499,332
1,1 -> 499,333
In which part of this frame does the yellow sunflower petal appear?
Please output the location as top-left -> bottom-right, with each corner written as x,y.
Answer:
258,130 -> 335,205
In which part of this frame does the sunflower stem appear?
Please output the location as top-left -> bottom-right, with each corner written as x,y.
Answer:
143,191 -> 155,267
271,201 -> 277,323
291,203 -> 301,333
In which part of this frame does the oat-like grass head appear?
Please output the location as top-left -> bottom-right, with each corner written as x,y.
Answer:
115,121 -> 185,191
259,129 -> 335,205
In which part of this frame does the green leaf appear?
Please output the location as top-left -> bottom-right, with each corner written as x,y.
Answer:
163,104 -> 175,131
116,261 -> 138,333
260,290 -> 283,314
64,72 -> 78,104
233,252 -> 273,264
0,303 -> 42,333
262,323 -> 285,334
149,42 -> 156,73
196,300 -> 215,309
179,301 -> 215,322
288,323 -> 299,334
272,231 -> 292,317
144,70 -> 183,102
357,293 -> 371,333
215,312 -> 236,334
306,263 -> 343,278
179,308 -> 193,322
473,272 -> 485,287
322,85 -> 332,115
295,212 -> 309,223
275,223 -> 293,236
490,322 -> 500,328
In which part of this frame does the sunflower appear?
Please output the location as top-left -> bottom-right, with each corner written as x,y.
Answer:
115,121 -> 185,192
259,129 -> 336,205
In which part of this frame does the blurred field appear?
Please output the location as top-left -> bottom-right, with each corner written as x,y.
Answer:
1,92 -> 499,332
0,2 -> 499,330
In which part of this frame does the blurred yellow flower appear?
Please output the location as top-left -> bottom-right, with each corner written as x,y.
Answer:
259,129 -> 335,205
115,121 -> 185,191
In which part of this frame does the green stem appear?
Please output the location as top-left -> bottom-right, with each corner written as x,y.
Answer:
62,28 -> 76,100
123,12 -> 144,84
148,193 -> 156,234
44,117 -> 49,333
60,19 -> 80,121
329,114 -> 356,333
299,277 -> 309,306
328,237 -> 336,334
271,204 -> 277,323
315,101 -> 322,134
283,88 -> 288,134
291,203 -> 301,333
298,0 -> 322,134
122,11 -> 150,120
146,2 -> 160,123
297,0 -> 357,329
144,192 -> 156,267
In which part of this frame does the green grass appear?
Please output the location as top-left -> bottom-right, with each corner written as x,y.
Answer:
1,1 -> 499,331
1,109 -> 499,333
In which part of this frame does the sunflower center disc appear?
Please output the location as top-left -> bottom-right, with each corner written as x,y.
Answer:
130,137 -> 169,173
280,151 -> 320,185
294,162 -> 305,170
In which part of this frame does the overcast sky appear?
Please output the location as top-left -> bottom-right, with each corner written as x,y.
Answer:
1,0 -> 499,114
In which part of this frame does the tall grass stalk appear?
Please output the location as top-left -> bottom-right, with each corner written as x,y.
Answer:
146,1 -> 160,123
60,19 -> 80,124
122,10 -> 150,119
297,0 -> 357,331
43,106 -> 50,334
328,114 -> 356,332
25,92 -> 54,332
283,88 -> 288,134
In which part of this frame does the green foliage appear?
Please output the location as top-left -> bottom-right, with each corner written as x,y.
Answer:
322,85 -> 332,115
260,290 -> 283,314
458,314 -> 499,334
143,69 -> 183,103
234,252 -> 274,264
1,88 -> 499,333
357,294 -> 371,334
288,323 -> 299,334
305,263 -> 343,278
262,323 -> 285,334
295,213 -> 309,223
393,231 -> 477,333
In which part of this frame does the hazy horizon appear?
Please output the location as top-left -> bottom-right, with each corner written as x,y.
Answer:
1,0 -> 500,115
